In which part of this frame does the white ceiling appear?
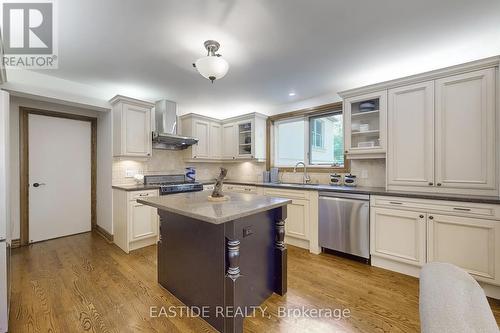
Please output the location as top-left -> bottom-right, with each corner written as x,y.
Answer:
34,0 -> 500,118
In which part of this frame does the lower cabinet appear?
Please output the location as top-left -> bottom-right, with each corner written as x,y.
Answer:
371,208 -> 426,266
113,189 -> 159,253
130,201 -> 158,242
370,196 -> 500,288
428,214 -> 498,282
223,184 -> 258,194
262,188 -> 319,254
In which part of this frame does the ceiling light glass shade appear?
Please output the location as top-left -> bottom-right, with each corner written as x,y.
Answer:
195,56 -> 229,82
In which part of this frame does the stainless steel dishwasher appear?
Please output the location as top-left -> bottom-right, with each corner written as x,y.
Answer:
318,192 -> 370,260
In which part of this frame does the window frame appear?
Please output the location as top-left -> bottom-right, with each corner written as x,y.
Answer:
266,102 -> 350,173
311,118 -> 325,149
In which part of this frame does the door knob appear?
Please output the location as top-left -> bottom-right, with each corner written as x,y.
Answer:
32,182 -> 46,187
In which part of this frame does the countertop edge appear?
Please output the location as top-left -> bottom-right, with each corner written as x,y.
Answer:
199,180 -> 500,205
137,197 -> 292,224
112,185 -> 161,191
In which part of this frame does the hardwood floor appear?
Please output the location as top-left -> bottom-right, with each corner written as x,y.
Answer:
9,232 -> 500,332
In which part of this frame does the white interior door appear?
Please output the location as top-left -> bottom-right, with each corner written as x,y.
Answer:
29,114 -> 91,243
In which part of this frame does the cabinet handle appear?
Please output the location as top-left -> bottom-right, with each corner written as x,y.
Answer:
428,216 -> 434,220
194,156 -> 197,158
419,215 -> 424,218
453,207 -> 471,212
244,188 -> 251,191
345,150 -> 349,154
428,182 -> 433,186
389,201 -> 403,205
437,183 -> 442,186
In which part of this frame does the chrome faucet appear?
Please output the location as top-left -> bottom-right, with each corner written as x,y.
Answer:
293,162 -> 311,184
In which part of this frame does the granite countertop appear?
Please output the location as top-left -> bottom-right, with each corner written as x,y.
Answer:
199,180 -> 500,205
137,191 -> 291,224
112,184 -> 160,191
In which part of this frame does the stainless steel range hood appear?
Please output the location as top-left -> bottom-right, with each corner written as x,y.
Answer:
152,100 -> 198,150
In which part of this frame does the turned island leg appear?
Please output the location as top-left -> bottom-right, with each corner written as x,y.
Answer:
224,230 -> 243,333
275,206 -> 287,296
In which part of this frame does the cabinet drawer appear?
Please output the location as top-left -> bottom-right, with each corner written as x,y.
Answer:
372,196 -> 500,220
129,190 -> 158,201
263,188 -> 309,200
224,184 -> 257,194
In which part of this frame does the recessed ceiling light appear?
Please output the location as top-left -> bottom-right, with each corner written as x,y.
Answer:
288,92 -> 296,96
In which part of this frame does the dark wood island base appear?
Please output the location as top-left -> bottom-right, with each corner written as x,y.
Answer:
156,206 -> 288,333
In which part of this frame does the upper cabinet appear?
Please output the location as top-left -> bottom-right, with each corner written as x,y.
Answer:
180,113 -> 267,161
343,90 -> 387,159
341,56 -> 499,196
110,95 -> 154,158
222,122 -> 237,159
387,81 -> 435,188
386,67 -> 497,196
434,69 -> 496,192
180,115 -> 216,160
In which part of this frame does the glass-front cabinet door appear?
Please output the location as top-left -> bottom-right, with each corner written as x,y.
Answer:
237,120 -> 254,158
344,90 -> 387,158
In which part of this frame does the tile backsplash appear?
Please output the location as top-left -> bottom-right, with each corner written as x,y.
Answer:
112,150 -> 266,185
113,150 -> 386,188
278,159 -> 385,187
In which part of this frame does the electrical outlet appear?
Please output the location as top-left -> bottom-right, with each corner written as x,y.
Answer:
125,169 -> 136,178
243,226 -> 254,237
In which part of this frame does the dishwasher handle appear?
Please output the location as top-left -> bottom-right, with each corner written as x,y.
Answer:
319,192 -> 369,201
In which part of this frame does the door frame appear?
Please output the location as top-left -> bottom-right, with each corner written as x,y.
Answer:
19,107 -> 97,246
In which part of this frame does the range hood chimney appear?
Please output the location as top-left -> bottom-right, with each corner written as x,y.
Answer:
152,100 -> 198,150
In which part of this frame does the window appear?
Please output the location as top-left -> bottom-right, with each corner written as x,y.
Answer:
311,119 -> 324,149
309,113 -> 344,166
273,107 -> 345,169
274,118 -> 305,166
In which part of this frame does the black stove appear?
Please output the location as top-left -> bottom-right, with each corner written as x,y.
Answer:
144,174 -> 203,195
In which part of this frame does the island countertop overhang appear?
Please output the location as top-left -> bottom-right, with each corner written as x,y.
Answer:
137,190 -> 292,224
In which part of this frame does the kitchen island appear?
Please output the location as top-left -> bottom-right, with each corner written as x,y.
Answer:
138,191 -> 291,333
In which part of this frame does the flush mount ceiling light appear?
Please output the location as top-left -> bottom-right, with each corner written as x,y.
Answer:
192,40 -> 229,83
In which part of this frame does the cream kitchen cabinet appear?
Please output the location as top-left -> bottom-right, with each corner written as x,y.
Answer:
180,115 -> 221,160
112,189 -> 159,253
427,214 -> 500,284
386,67 -> 497,196
371,207 -> 426,266
210,122 -> 222,159
110,95 -> 154,158
387,81 -> 434,188
370,195 -> 500,294
221,122 -> 237,159
223,184 -> 258,194
434,68 -> 496,193
262,188 -> 320,254
180,113 -> 267,161
225,113 -> 267,161
341,90 -> 387,159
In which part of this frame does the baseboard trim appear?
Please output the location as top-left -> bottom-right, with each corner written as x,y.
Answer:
93,225 -> 113,243
11,239 -> 21,248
